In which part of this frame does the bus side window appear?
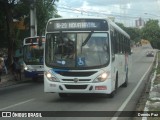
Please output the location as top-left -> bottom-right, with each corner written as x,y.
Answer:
114,31 -> 118,54
110,30 -> 115,61
119,34 -> 123,54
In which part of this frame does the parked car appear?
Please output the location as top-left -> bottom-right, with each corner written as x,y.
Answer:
146,51 -> 154,57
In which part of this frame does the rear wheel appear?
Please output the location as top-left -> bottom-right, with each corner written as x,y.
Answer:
122,71 -> 128,87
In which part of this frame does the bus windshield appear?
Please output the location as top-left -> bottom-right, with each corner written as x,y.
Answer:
45,32 -> 109,69
23,43 -> 45,65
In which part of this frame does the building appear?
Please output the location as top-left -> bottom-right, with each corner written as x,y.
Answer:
135,17 -> 145,28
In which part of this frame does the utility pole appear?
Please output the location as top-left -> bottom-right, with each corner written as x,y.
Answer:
30,0 -> 37,37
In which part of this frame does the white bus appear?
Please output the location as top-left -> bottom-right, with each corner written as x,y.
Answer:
23,36 -> 45,80
44,18 -> 132,98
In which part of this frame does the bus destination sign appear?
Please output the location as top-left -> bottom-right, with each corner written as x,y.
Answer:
47,19 -> 108,31
54,22 -> 99,29
25,37 -> 45,44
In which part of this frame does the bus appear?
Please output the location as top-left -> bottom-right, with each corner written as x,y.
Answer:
23,36 -> 45,80
44,18 -> 132,98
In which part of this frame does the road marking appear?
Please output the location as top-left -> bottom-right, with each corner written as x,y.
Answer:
0,98 -> 35,111
110,58 -> 154,120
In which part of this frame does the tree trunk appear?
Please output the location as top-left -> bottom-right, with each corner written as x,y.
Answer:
4,2 -> 15,66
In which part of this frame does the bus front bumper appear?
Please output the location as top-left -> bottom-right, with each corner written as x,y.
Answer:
24,70 -> 44,78
44,78 -> 112,94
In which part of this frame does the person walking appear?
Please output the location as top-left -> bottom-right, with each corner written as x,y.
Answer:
14,57 -> 22,80
3,55 -> 8,74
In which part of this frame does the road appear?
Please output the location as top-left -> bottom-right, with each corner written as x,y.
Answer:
0,44 -> 155,120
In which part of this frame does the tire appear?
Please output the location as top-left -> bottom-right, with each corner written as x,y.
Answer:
108,91 -> 115,98
109,75 -> 118,98
122,71 -> 128,87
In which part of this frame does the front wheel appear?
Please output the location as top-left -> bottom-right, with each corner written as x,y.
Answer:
109,78 -> 118,98
103,77 -> 118,98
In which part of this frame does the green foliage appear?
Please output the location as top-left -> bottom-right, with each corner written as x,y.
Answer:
141,19 -> 160,49
36,0 -> 61,35
0,0 -> 60,65
14,0 -> 61,36
0,0 -> 61,48
116,22 -> 141,42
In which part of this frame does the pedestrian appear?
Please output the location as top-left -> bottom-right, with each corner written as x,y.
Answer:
3,55 -> 8,74
14,57 -> 22,80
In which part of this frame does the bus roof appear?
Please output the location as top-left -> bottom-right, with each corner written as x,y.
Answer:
24,36 -> 45,40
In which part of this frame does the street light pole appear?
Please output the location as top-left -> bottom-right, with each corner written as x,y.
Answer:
30,0 -> 37,37
144,13 -> 160,18
144,12 -> 160,25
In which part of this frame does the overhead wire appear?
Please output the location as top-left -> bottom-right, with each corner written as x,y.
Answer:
56,5 -> 153,20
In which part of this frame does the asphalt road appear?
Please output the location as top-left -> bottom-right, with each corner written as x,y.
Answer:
0,44 -> 155,120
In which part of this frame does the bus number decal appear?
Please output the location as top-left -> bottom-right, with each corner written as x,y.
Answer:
77,57 -> 85,66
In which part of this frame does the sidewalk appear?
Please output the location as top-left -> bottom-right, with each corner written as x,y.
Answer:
0,73 -> 29,88
0,73 -> 15,87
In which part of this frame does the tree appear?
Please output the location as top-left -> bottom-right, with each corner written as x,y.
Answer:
0,3 -> 8,48
0,0 -> 17,65
116,22 -> 141,43
125,27 -> 141,43
0,0 -> 60,66
36,0 -> 61,35
141,19 -> 160,49
13,0 -> 61,40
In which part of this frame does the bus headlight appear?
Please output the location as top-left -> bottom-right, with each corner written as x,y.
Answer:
93,72 -> 109,82
24,66 -> 28,70
44,71 -> 59,82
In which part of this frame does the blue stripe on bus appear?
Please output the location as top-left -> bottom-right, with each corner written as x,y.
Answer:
51,69 -> 69,73
24,70 -> 43,78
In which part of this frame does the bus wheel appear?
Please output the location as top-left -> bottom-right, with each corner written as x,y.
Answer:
59,93 -> 68,98
109,76 -> 118,98
122,72 -> 128,87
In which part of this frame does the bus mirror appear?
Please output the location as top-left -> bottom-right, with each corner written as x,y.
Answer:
130,49 -> 133,54
112,54 -> 115,61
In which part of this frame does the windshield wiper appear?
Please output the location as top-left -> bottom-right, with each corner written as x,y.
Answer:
81,31 -> 93,46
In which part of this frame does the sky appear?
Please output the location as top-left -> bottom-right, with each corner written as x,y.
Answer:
55,0 -> 160,27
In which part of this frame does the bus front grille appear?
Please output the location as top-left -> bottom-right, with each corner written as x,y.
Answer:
55,71 -> 97,77
65,85 -> 87,89
62,79 -> 91,82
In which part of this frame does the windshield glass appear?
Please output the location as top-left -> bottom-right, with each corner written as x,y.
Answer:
45,32 -> 109,69
23,43 -> 45,65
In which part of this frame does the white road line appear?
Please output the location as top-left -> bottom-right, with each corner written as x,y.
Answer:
0,98 -> 35,111
110,58 -> 154,120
